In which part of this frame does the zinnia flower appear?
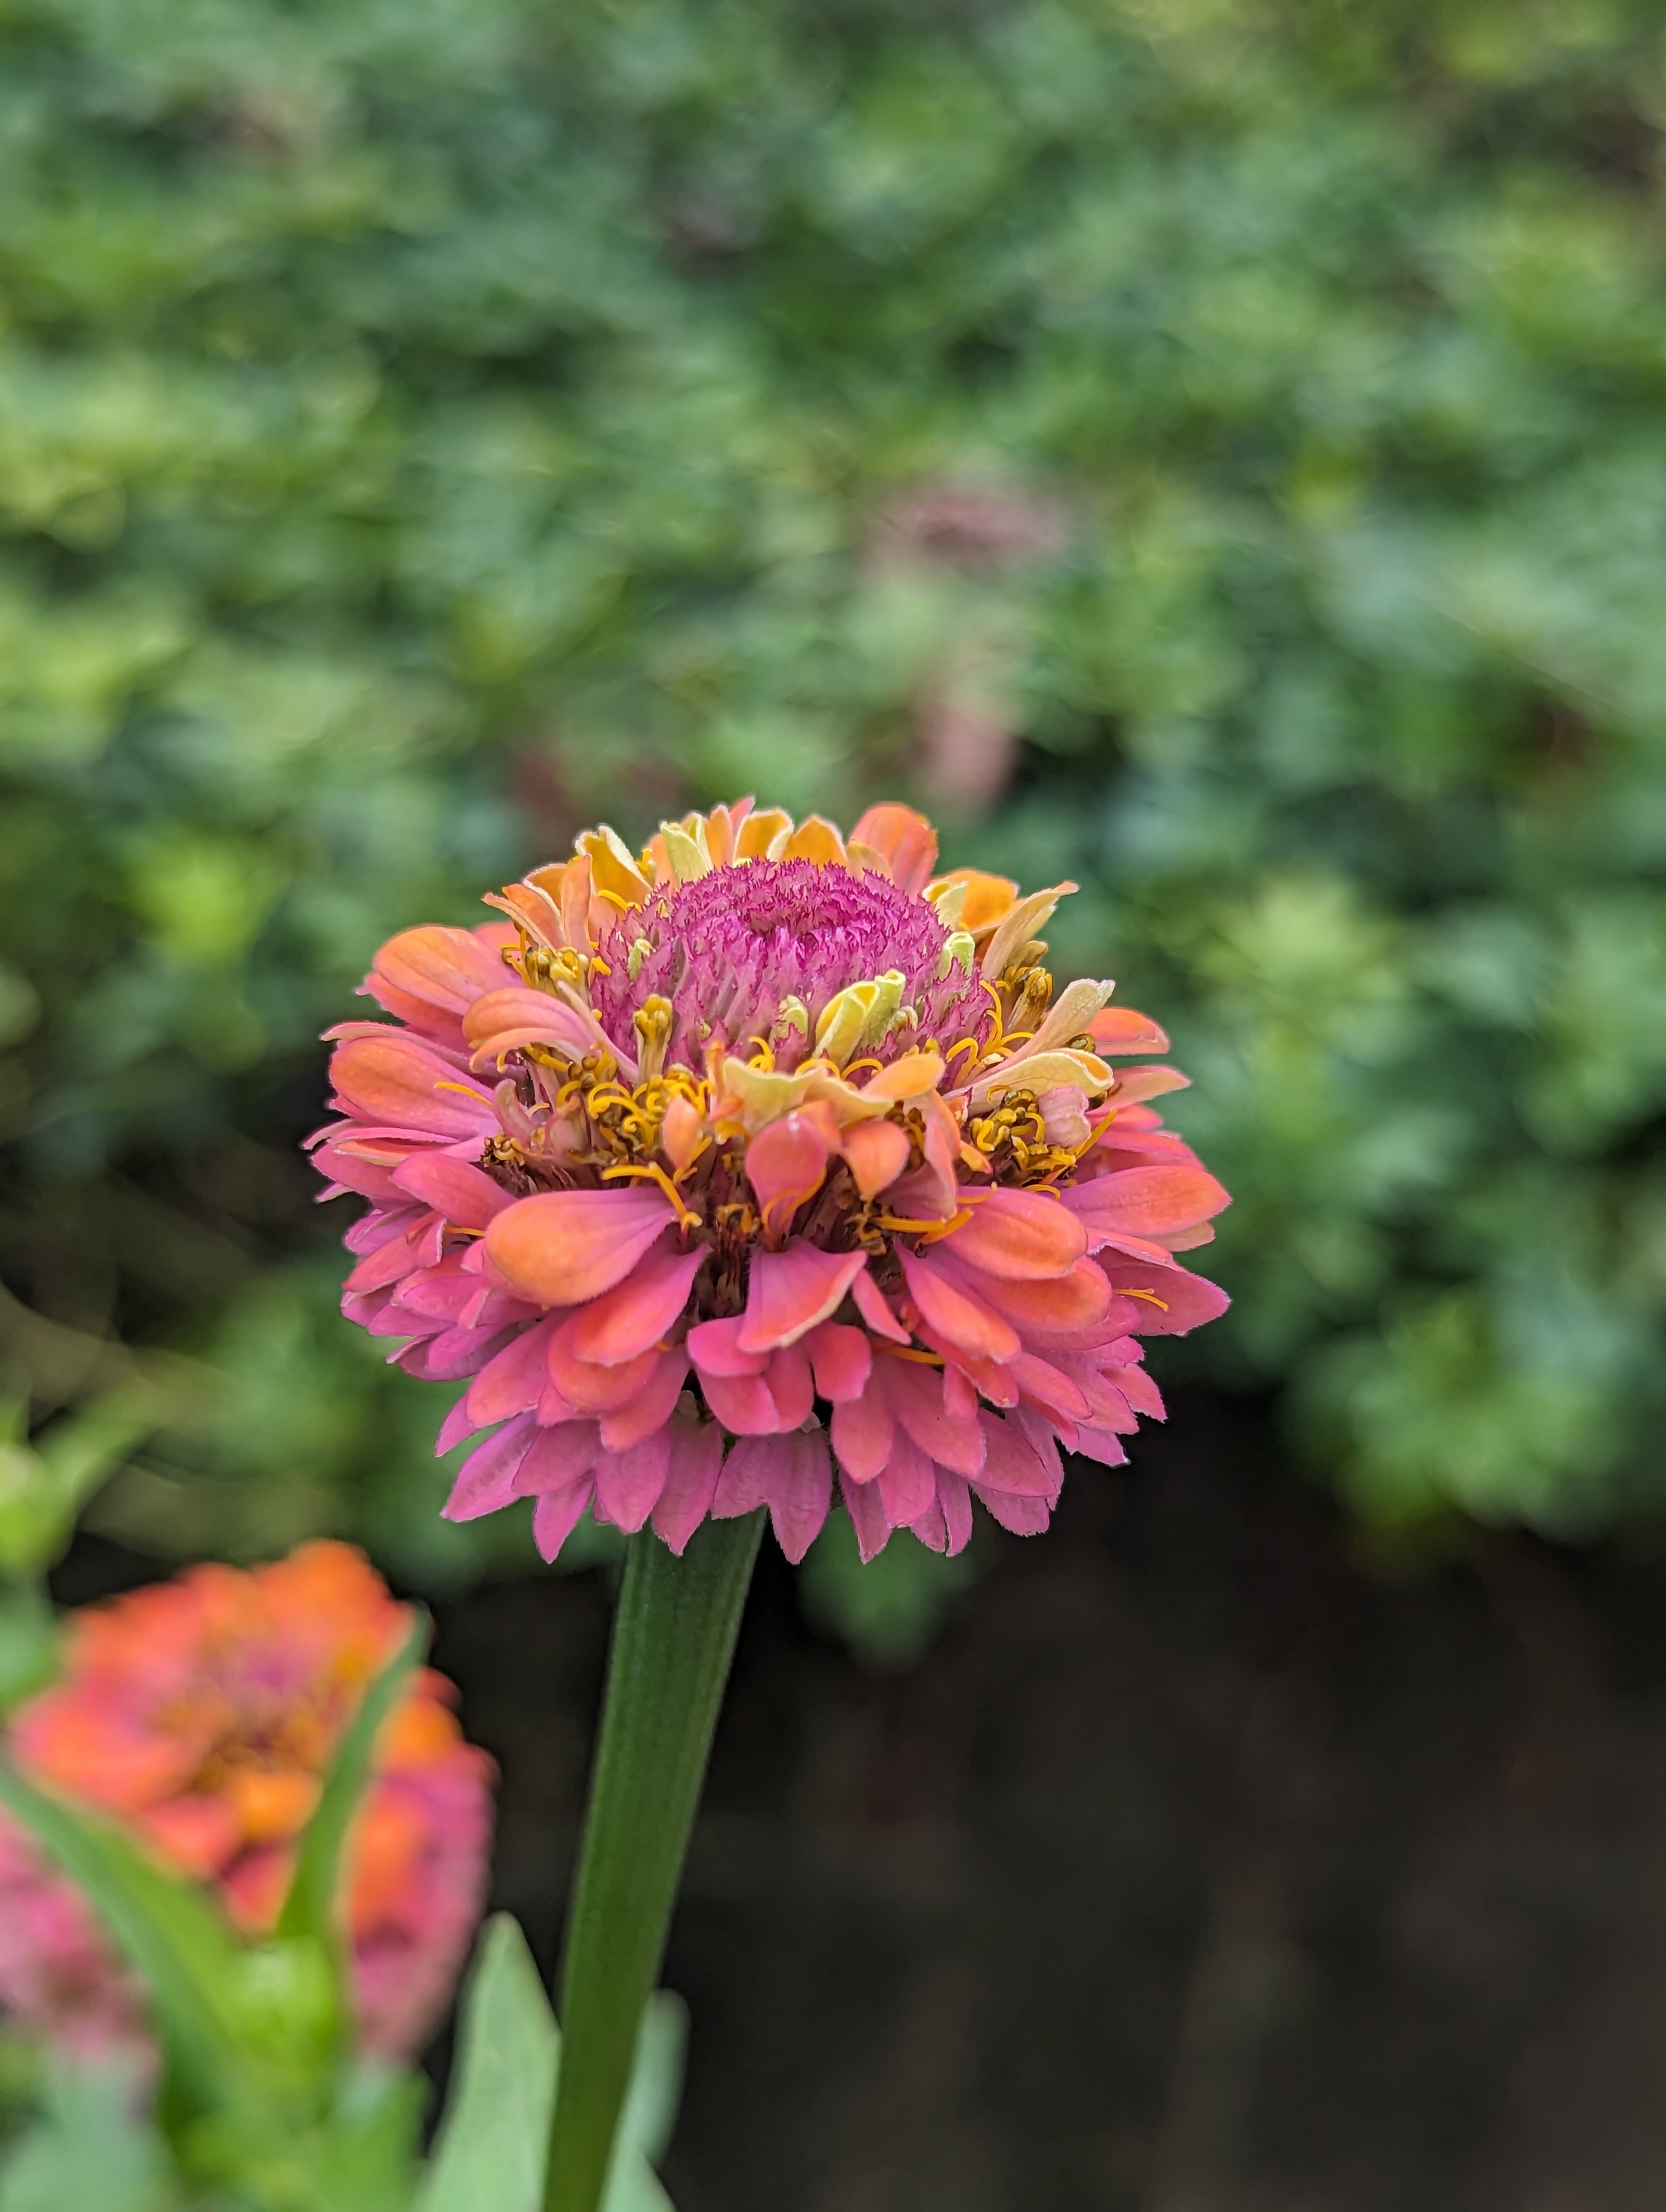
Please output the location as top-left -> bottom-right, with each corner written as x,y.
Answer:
313,801 -> 1229,1567
1,1542 -> 495,2063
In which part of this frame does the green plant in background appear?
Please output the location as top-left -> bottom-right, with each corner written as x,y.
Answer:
3,0 -> 1666,1617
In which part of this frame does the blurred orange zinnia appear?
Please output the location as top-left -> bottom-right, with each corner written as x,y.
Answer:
313,801 -> 1231,1565
0,1542 -> 494,2063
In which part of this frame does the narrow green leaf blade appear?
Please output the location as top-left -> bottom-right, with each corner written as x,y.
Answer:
277,1608 -> 427,1946
416,1914 -> 559,2212
0,1759 -> 252,2111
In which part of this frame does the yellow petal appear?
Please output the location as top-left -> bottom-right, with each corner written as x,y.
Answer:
735,807 -> 793,860
577,825 -> 654,909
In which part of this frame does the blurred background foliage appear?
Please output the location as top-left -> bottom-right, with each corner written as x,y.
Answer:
2,0 -> 1666,1603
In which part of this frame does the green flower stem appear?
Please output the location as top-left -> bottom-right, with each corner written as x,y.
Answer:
544,1509 -> 764,2212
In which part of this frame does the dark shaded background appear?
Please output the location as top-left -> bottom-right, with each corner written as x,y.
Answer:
66,1401 -> 1666,2210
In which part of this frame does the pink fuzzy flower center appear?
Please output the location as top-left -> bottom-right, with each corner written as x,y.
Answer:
588,857 -> 990,1069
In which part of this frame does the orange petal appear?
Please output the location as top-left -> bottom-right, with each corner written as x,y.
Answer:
226,1768 -> 321,1846
746,1110 -> 833,1240
548,1333 -> 664,1412
780,814 -> 849,866
839,1117 -> 912,1200
1088,1005 -> 1170,1055
485,1188 -> 677,1307
331,1035 -> 496,1138
735,1244 -> 868,1353
1108,1066 -> 1190,1105
373,925 -> 508,1015
849,804 -> 939,896
928,868 -> 1019,935
734,807 -> 792,860
898,1248 -> 1020,1362
1068,1165 -> 1229,1239
940,1187 -> 1087,1280
969,1257 -> 1113,1334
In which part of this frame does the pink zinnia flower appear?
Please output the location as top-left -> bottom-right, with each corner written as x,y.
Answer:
313,802 -> 1230,1567
2,1542 -> 495,2064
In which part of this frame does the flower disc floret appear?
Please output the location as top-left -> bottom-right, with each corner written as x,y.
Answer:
313,800 -> 1232,1567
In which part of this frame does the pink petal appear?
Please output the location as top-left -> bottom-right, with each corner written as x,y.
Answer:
1072,1426 -> 1130,1467
600,1348 -> 690,1450
345,1226 -> 429,1296
511,1424 -> 603,1497
686,1315 -> 768,1377
699,1368 -> 784,1434
465,1317 -> 560,1426
805,1322 -> 872,1401
767,1429 -> 832,1564
851,1269 -> 911,1344
1065,1165 -> 1229,1238
972,1484 -> 1052,1536
534,1483 -> 595,1563
403,1322 -> 517,1380
876,1430 -> 935,1525
766,1342 -> 815,1429
937,1471 -> 974,1556
435,1396 -> 482,1456
736,1245 -> 869,1355
593,1431 -> 673,1533
1114,1362 -> 1166,1420
939,1187 -> 1087,1281
443,1414 -> 536,1522
485,1189 -> 677,1307
331,1035 -> 497,1139
831,1390 -> 893,1482
1011,1351 -> 1092,1426
909,1496 -> 949,1553
841,1468 -> 893,1562
1011,1409 -> 1066,1501
976,1412 -> 1054,1497
879,1355 -> 985,1478
652,1422 -> 725,1554
547,1333 -> 662,1413
568,1246 -> 704,1366
390,1154 -> 514,1229
745,1113 -> 831,1240
838,1118 -> 912,1201
711,1437 -> 773,1519
897,1248 -> 1020,1363
1097,1263 -> 1231,1335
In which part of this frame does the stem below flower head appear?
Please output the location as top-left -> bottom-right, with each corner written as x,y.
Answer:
544,1509 -> 764,2212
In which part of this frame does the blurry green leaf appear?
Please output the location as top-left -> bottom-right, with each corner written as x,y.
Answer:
0,2059 -> 174,2212
0,1395 -> 153,1579
419,1917 -> 684,2212
416,1915 -> 557,2212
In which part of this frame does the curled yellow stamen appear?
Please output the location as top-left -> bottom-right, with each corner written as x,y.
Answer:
601,1161 -> 702,1231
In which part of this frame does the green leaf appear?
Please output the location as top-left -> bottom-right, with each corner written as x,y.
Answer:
418,1918 -> 687,2212
277,1608 -> 428,1950
416,1915 -> 558,2212
0,1758 -> 260,2115
0,2059 -> 175,2212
